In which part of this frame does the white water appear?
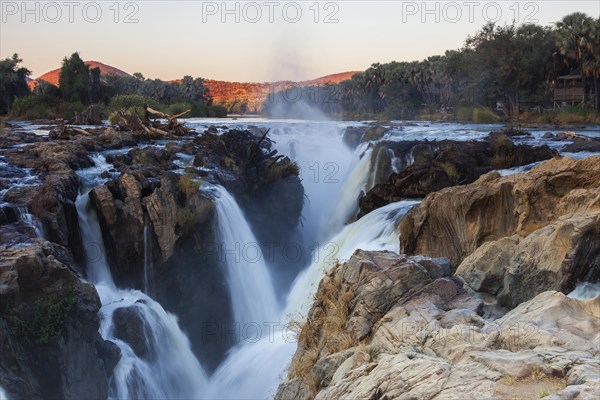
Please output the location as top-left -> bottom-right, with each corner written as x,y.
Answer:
568,282 -> 600,300
211,185 -> 280,327
17,206 -> 44,237
205,199 -> 419,399
285,200 -> 420,318
321,143 -> 373,240
76,157 -> 208,399
0,386 -> 9,400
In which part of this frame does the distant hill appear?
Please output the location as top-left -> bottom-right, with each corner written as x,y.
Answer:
206,71 -> 360,112
28,61 -> 130,89
28,61 -> 359,112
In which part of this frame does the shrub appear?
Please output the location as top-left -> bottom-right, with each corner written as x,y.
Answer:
472,107 -> 501,123
10,95 -> 59,119
178,174 -> 199,196
108,111 -> 120,125
208,105 -> 228,118
266,159 -> 300,183
167,102 -> 192,116
108,94 -> 160,112
441,162 -> 459,180
57,101 -> 86,119
12,295 -> 77,345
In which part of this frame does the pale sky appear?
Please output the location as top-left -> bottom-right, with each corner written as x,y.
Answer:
1,1 -> 599,82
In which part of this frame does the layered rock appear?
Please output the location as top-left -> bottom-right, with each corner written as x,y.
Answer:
89,130 -> 304,371
276,250 -> 600,400
0,238 -> 119,400
359,134 -> 556,217
400,156 -> 600,307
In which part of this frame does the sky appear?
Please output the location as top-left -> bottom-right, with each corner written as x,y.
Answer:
1,1 -> 599,82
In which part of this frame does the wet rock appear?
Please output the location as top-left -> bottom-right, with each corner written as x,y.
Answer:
358,136 -> 554,217
342,125 -> 389,149
0,239 -> 117,399
112,306 -> 154,359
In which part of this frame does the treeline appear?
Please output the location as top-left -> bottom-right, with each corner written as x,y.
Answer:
0,52 -> 227,120
264,12 -> 600,121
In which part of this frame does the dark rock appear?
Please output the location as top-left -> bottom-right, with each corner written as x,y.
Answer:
358,136 -> 555,217
112,306 -> 154,359
0,239 -> 115,399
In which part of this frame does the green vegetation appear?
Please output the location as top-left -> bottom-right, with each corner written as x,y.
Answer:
0,54 -> 31,115
2,52 -> 227,120
264,13 -> 600,121
178,174 -> 200,196
12,295 -> 78,345
266,160 -> 300,183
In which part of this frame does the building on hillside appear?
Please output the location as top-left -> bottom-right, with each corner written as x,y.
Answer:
552,67 -> 589,108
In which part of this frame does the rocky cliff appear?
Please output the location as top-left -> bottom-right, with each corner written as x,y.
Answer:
399,156 -> 600,307
276,250 -> 599,400
0,237 -> 119,399
358,132 -> 557,217
88,128 -> 304,371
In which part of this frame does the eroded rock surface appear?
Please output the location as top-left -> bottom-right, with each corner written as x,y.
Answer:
275,250 -> 599,400
400,156 -> 600,307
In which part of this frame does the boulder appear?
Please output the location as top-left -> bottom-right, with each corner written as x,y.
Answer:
0,239 -> 119,400
276,251 -> 600,400
358,136 -> 555,217
400,156 -> 600,307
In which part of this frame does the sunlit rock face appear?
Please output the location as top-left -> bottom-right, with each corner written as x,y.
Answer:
400,156 -> 600,307
276,250 -> 600,400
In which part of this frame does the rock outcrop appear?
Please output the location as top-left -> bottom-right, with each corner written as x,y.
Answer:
88,130 -> 304,371
0,238 -> 119,400
359,134 -> 556,217
400,156 -> 600,307
276,250 -> 600,400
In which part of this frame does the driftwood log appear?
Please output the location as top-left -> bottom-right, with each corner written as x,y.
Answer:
115,105 -> 193,136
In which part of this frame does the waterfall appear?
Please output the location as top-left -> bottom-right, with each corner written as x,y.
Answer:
76,157 -> 208,399
206,200 -> 419,399
286,200 -> 420,318
320,143 -> 374,240
568,282 -> 600,300
0,385 -> 9,400
96,284 -> 208,399
17,206 -> 44,237
211,185 -> 280,327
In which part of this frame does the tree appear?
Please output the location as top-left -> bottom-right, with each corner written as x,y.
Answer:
466,23 -> 554,116
0,53 -> 30,115
555,13 -> 600,110
58,52 -> 91,104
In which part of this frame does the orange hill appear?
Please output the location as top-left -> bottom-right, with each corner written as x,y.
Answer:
206,71 -> 360,112
29,61 -> 359,112
28,61 -> 130,90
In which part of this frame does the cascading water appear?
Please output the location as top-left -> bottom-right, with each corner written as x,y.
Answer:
205,199 -> 419,399
285,200 -> 420,318
76,155 -> 208,399
17,206 -> 44,237
0,385 -> 9,400
320,143 -> 374,240
211,185 -> 280,327
568,282 -> 600,300
73,122 -> 423,399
